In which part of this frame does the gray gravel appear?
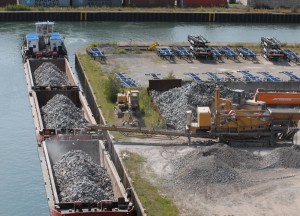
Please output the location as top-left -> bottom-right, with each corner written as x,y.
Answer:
53,150 -> 113,202
34,62 -> 70,86
151,82 -> 234,130
41,94 -> 87,129
262,146 -> 300,168
172,144 -> 300,186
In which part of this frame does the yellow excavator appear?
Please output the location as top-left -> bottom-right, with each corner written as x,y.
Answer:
115,90 -> 139,118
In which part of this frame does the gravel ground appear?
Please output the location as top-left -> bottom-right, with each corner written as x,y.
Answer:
41,94 -> 87,129
34,62 -> 70,86
172,143 -> 300,187
115,140 -> 300,216
53,150 -> 114,202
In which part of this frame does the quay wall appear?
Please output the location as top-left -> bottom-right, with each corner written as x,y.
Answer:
0,11 -> 300,23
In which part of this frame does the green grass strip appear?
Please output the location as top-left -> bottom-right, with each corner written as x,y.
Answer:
122,151 -> 179,216
78,54 -> 117,123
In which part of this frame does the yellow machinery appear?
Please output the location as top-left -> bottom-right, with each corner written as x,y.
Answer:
187,87 -> 270,137
116,90 -> 139,113
147,42 -> 159,51
99,87 -> 300,146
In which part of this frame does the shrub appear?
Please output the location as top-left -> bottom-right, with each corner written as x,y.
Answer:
291,7 -> 299,13
165,71 -> 176,79
5,4 -> 30,11
104,73 -> 121,103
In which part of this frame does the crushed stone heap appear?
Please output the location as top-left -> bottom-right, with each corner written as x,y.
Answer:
151,82 -> 235,130
172,144 -> 300,186
262,145 -> 300,168
53,150 -> 114,202
34,62 -> 70,86
42,94 -> 87,129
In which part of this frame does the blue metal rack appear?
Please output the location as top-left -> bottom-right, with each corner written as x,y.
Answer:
280,71 -> 300,81
222,72 -> 241,82
258,72 -> 281,82
87,47 -> 106,60
156,47 -> 175,59
283,49 -> 300,62
209,47 -> 223,60
115,72 -> 138,87
172,47 -> 192,59
219,47 -> 238,59
238,70 -> 261,82
236,47 -> 256,60
186,73 -> 203,82
203,72 -> 223,82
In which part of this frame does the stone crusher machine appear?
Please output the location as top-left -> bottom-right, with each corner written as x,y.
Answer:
98,86 -> 300,146
186,87 -> 300,145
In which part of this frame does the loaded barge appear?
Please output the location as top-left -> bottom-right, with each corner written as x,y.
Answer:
23,22 -> 134,216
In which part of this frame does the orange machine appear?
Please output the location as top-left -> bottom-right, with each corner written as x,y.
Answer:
254,89 -> 300,107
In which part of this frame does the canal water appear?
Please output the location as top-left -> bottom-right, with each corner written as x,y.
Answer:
0,21 -> 299,216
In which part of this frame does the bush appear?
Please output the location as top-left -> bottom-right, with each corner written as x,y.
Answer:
113,48 -> 127,54
291,7 -> 299,13
165,71 -> 176,79
104,73 -> 121,103
5,4 -> 31,11
229,0 -> 236,4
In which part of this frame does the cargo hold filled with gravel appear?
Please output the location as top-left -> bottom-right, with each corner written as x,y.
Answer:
41,94 -> 87,129
53,150 -> 114,202
33,62 -> 71,86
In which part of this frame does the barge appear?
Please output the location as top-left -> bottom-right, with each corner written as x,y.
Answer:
23,26 -> 134,216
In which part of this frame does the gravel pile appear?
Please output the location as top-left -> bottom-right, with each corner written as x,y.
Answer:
53,150 -> 113,202
172,144 -> 300,186
262,145 -> 300,168
151,82 -> 236,130
173,144 -> 242,185
42,94 -> 87,129
34,62 -> 70,86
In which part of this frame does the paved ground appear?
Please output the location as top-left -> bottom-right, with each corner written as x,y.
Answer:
94,43 -> 300,88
